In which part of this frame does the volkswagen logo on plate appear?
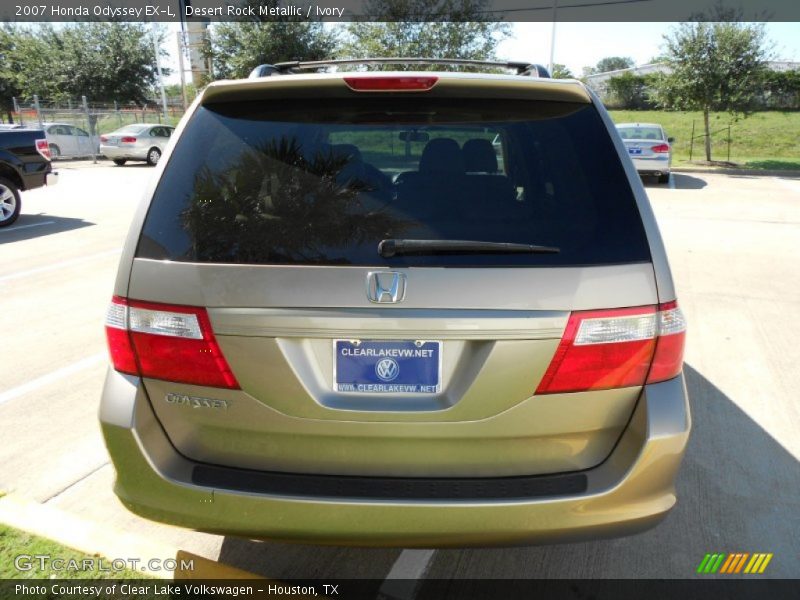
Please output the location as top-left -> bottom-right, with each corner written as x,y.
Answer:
375,358 -> 400,382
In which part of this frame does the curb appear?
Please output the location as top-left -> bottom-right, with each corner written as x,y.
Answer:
0,493 -> 176,578
0,494 -> 263,580
672,166 -> 800,178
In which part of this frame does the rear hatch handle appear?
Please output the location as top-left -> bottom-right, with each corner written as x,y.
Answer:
378,238 -> 560,258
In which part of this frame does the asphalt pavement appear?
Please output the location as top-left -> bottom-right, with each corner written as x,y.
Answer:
0,163 -> 798,581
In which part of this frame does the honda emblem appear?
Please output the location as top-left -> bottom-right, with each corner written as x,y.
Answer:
366,271 -> 406,304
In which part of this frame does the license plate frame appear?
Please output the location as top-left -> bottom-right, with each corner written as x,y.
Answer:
333,339 -> 442,394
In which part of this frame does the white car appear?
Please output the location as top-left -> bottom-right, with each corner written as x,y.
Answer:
616,123 -> 673,184
42,122 -> 99,159
99,123 -> 174,166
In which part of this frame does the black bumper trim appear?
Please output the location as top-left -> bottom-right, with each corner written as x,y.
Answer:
192,464 -> 588,500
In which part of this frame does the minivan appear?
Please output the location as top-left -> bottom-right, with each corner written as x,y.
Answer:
101,59 -> 689,547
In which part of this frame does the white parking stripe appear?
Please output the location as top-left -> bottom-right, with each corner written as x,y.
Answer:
0,221 -> 55,233
0,248 -> 121,283
0,353 -> 106,407
378,549 -> 436,600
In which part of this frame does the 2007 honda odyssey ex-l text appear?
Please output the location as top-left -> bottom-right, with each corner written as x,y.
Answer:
100,58 -> 690,547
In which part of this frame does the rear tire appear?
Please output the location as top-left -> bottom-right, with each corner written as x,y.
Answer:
49,144 -> 60,159
146,147 -> 161,166
658,173 -> 670,184
113,159 -> 127,166
0,177 -> 22,228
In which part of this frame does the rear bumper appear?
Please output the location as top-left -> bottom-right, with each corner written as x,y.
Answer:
45,171 -> 58,186
100,370 -> 690,547
100,145 -> 146,160
632,155 -> 671,175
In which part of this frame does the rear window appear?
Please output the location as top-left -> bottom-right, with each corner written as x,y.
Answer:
617,126 -> 664,140
117,125 -> 147,134
137,97 -> 650,267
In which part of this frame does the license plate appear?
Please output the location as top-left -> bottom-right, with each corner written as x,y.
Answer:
334,340 -> 441,394
628,147 -> 642,155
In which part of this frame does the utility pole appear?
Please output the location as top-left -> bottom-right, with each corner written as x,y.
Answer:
33,95 -> 42,129
151,24 -> 169,122
177,31 -> 188,111
548,1 -> 558,76
82,95 -> 97,164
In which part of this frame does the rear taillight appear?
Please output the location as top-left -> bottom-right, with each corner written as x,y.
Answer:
536,302 -> 686,394
120,136 -> 137,143
105,296 -> 240,389
35,138 -> 51,161
647,300 -> 686,383
651,143 -> 670,153
99,135 -> 108,143
343,76 -> 438,92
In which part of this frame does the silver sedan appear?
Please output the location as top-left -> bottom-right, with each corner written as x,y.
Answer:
616,122 -> 673,184
99,123 -> 174,166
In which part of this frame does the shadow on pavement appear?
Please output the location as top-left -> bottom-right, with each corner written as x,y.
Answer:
671,174 -> 708,190
113,163 -> 153,169
217,537 -> 403,579
426,365 -> 799,579
643,174 -> 707,189
214,364 -> 799,580
0,213 -> 94,243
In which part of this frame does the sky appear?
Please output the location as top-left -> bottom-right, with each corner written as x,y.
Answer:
159,21 -> 800,85
498,22 -> 800,75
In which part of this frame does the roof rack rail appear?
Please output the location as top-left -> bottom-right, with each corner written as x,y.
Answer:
248,58 -> 551,79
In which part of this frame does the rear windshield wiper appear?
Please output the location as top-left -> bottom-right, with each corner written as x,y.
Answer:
378,239 -> 560,258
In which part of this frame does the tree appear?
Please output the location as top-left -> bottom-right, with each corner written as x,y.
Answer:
344,0 -> 511,70
59,23 -> 165,103
594,56 -> 634,73
651,17 -> 769,161
0,27 -> 22,122
210,22 -> 339,80
164,82 -> 199,103
0,26 -> 57,111
2,23 -> 163,105
606,72 -> 657,109
551,64 -> 573,79
759,69 -> 800,109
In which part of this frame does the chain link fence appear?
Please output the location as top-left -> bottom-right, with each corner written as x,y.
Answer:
5,96 -> 186,160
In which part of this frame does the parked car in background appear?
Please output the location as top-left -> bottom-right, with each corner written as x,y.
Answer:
0,128 -> 57,227
99,124 -> 174,166
42,122 -> 99,159
616,123 -> 673,184
101,58 -> 689,547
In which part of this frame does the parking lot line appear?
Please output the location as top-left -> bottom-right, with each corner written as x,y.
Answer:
0,353 -> 106,407
378,549 -> 436,600
0,221 -> 55,233
0,248 -> 121,283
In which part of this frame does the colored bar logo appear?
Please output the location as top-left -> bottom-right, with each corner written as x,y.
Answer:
696,553 -> 773,574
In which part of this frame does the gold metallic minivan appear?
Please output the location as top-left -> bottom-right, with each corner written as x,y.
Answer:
100,59 -> 690,547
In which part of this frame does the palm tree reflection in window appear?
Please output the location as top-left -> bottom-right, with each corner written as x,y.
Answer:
181,137 -> 408,264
